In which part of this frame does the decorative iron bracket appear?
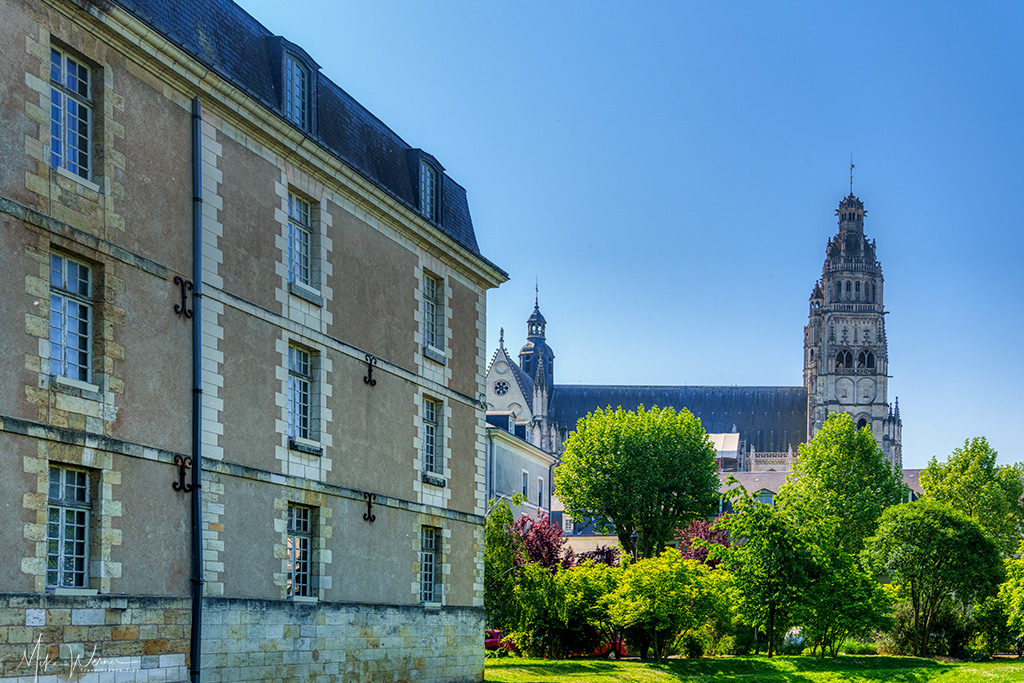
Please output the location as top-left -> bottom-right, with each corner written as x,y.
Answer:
173,455 -> 194,492
174,276 -> 194,318
363,353 -> 377,386
363,492 -> 376,523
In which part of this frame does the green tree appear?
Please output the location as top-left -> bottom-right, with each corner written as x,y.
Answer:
561,561 -> 623,656
484,498 -> 521,629
607,551 -> 723,662
774,413 -> 901,657
799,545 -> 893,658
778,412 -> 906,555
556,405 -> 719,560
865,499 -> 1003,656
920,437 -> 1024,557
718,487 -> 814,657
973,594 -> 1013,656
999,542 -> 1024,645
508,563 -> 567,657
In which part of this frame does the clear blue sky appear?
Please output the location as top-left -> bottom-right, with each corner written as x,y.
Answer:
237,1 -> 1023,468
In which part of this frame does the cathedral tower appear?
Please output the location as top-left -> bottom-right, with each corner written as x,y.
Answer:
804,193 -> 902,467
519,299 -> 556,452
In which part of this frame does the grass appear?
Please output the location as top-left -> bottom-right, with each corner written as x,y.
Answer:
484,655 -> 1024,682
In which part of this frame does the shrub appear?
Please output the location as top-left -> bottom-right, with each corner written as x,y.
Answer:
840,638 -> 879,655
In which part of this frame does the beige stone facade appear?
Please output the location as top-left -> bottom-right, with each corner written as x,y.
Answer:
0,0 -> 504,680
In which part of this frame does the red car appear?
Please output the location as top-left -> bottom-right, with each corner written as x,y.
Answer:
485,629 -> 514,651
572,635 -> 625,659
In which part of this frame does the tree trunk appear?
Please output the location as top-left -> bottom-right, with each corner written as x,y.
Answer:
767,603 -> 776,658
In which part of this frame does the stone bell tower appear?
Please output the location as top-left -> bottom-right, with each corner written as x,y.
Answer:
804,192 -> 902,467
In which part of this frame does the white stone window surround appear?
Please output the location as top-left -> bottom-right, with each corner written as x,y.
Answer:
49,46 -> 92,181
420,525 -> 440,604
277,177 -> 331,317
521,470 -> 529,498
275,335 -> 333,480
286,504 -> 314,598
422,396 -> 444,478
47,465 -> 91,590
286,343 -> 324,457
422,271 -> 445,364
49,252 -> 93,384
413,386 -> 452,509
287,192 -> 315,289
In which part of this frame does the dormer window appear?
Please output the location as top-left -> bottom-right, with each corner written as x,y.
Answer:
284,55 -> 309,129
420,161 -> 438,222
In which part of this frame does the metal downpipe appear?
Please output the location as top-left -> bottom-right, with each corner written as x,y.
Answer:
189,95 -> 204,683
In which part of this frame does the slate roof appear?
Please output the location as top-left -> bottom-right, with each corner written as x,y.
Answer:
512,362 -> 535,411
550,385 -> 808,454
109,0 -> 500,272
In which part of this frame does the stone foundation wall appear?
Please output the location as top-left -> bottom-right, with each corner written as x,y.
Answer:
202,597 -> 484,683
0,594 -> 484,682
0,593 -> 191,682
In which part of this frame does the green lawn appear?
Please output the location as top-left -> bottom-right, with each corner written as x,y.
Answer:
484,655 -> 1024,682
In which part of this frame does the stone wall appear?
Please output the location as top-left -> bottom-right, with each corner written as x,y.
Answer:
0,593 -> 190,682
0,594 -> 485,682
201,598 -> 483,683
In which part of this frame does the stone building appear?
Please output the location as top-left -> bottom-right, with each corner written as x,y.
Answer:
485,192 -> 902,475
0,0 -> 504,681
803,193 -> 903,467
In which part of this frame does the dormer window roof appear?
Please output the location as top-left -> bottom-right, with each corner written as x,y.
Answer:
284,55 -> 309,128
420,160 -> 437,222
268,37 -> 320,134
408,149 -> 444,224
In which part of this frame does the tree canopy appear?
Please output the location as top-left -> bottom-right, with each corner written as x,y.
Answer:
864,499 -> 1003,655
777,412 -> 906,555
555,405 -> 719,560
718,488 -> 814,657
920,437 -> 1024,557
608,551 -> 728,662
484,498 -> 520,629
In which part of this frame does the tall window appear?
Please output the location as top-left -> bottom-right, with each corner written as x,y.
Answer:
287,192 -> 313,287
521,471 -> 529,497
420,526 -> 440,603
288,346 -> 313,440
537,477 -> 544,508
419,161 -> 437,221
49,253 -> 92,382
422,397 -> 442,474
284,55 -> 309,129
50,47 -> 92,179
286,504 -> 313,597
48,466 -> 90,588
422,273 -> 443,351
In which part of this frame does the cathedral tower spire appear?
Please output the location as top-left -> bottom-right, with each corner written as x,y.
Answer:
519,298 -> 554,389
804,190 -> 902,467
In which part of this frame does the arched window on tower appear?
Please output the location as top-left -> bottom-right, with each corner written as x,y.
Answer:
858,350 -> 875,369
835,282 -> 841,300
836,349 -> 853,370
846,281 -> 851,294
855,281 -> 861,299
857,418 -> 868,430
